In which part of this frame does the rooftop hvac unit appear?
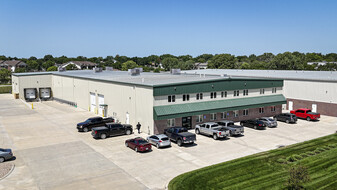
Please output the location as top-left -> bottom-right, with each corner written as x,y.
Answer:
135,67 -> 143,72
128,68 -> 141,76
93,67 -> 103,73
171,69 -> 181,75
58,67 -> 66,72
106,67 -> 113,71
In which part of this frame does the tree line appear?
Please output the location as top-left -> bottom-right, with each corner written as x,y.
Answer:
0,52 -> 336,74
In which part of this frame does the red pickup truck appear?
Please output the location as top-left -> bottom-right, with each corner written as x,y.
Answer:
290,108 -> 320,121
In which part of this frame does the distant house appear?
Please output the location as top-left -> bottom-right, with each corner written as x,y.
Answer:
307,61 -> 337,66
60,61 -> 97,70
0,60 -> 27,72
194,62 -> 208,70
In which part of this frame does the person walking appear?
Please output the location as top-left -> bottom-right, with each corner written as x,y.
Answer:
136,122 -> 141,134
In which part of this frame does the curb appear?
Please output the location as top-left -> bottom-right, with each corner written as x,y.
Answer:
0,163 -> 15,181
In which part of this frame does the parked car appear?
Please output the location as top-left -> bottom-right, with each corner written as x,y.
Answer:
77,116 -> 114,132
0,148 -> 13,163
240,119 -> 266,130
92,123 -> 133,139
290,108 -> 320,121
195,122 -> 230,140
164,127 -> 196,146
216,120 -> 244,136
125,137 -> 152,152
147,134 -> 171,148
258,117 -> 278,128
274,113 -> 297,124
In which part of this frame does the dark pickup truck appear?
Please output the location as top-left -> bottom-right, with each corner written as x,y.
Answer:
92,123 -> 133,139
164,127 -> 196,146
77,116 -> 114,132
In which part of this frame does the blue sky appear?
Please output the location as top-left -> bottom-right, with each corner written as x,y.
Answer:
1,0 -> 336,58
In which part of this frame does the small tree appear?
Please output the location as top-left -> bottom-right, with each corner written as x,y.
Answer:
66,64 -> 78,70
121,60 -> 138,71
286,165 -> 310,190
47,66 -> 58,71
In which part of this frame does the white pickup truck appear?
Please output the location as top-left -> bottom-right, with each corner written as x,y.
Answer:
195,122 -> 230,140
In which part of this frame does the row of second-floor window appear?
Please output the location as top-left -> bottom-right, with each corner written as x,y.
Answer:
168,106 -> 277,125
167,88 -> 278,103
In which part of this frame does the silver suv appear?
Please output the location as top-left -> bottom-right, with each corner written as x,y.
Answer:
259,117 -> 277,128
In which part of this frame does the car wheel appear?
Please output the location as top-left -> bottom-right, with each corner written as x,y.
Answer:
213,134 -> 218,140
177,139 -> 182,147
126,130 -> 131,135
100,133 -> 107,139
286,120 -> 290,124
156,143 -> 160,149
306,117 -> 311,121
0,157 -> 4,163
125,143 -> 128,147
229,131 -> 233,137
83,127 -> 88,132
135,147 -> 138,152
195,129 -> 200,134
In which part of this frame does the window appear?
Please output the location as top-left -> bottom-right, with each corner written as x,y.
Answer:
234,90 -> 239,97
272,87 -> 277,93
234,110 -> 239,117
260,89 -> 265,94
221,91 -> 227,98
196,93 -> 203,100
196,115 -> 203,123
221,112 -> 227,119
259,107 -> 264,114
210,92 -> 217,99
183,94 -> 190,101
210,113 -> 217,121
271,106 -> 276,112
167,119 -> 175,127
243,89 -> 248,96
243,109 -> 249,116
168,95 -> 175,102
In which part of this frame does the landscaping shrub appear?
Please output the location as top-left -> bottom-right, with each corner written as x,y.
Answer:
0,86 -> 11,94
328,144 -> 337,148
299,153 -> 309,158
322,146 -> 331,151
286,165 -> 310,190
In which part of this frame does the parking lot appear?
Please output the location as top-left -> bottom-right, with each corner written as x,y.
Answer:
1,94 -> 337,190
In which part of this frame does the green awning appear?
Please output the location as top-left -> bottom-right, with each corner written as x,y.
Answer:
154,94 -> 286,120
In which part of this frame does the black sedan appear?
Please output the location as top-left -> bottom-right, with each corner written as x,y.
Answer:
240,119 -> 266,130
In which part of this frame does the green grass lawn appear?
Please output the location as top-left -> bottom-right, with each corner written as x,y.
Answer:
0,85 -> 12,94
168,134 -> 337,190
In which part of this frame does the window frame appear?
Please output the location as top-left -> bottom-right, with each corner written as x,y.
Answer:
221,112 -> 227,119
271,106 -> 276,112
234,110 -> 239,117
259,107 -> 265,114
210,113 -> 217,121
243,109 -> 249,116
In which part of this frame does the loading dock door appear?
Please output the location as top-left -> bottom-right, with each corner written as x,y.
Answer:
90,92 -> 96,113
40,88 -> 51,99
25,89 -> 36,99
98,94 -> 104,116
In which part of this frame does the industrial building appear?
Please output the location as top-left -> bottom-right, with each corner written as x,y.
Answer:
185,69 -> 337,117
12,69 -> 286,134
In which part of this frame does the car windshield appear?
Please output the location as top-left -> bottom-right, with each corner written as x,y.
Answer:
211,124 -> 219,128
267,118 -> 274,121
228,122 -> 234,126
161,137 -> 169,141
137,140 -> 148,144
0,148 -> 4,152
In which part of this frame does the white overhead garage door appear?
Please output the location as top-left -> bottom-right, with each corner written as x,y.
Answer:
40,88 -> 51,99
98,94 -> 104,116
25,89 -> 36,99
90,92 -> 96,113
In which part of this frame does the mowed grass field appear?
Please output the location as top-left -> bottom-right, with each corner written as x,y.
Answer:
169,133 -> 337,190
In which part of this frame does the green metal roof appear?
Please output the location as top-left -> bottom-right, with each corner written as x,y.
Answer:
154,94 -> 286,120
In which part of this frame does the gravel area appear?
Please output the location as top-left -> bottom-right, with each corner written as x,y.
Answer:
0,162 -> 14,179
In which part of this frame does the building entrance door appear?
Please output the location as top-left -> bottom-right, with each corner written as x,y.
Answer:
312,104 -> 317,113
182,116 -> 192,129
288,101 -> 293,110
